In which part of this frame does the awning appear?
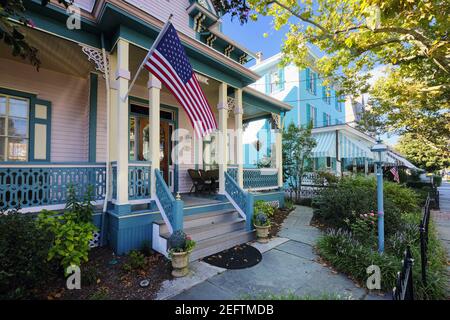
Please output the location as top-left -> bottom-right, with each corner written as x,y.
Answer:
339,133 -> 374,159
311,132 -> 336,157
386,151 -> 419,169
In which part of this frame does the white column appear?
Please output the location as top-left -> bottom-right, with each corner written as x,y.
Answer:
335,130 -> 342,177
234,89 -> 244,188
274,115 -> 283,187
364,158 -> 369,176
217,83 -> 228,194
148,74 -> 161,198
115,39 -> 130,208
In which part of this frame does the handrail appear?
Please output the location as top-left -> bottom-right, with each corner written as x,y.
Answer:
154,169 -> 183,234
224,172 -> 253,230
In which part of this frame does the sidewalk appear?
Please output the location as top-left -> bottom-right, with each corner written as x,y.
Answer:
433,182 -> 450,297
167,206 -> 386,300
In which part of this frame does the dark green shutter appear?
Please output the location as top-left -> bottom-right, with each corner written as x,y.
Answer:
313,73 -> 317,95
29,99 -> 51,162
313,107 -> 318,128
306,103 -> 311,126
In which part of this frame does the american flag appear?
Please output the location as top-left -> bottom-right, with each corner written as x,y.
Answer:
390,166 -> 400,183
144,22 -> 217,137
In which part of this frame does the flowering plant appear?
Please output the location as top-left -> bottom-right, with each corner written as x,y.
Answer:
344,210 -> 377,245
168,230 -> 196,256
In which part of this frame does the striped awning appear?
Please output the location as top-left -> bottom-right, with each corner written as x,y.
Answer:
311,132 -> 336,157
339,133 -> 374,159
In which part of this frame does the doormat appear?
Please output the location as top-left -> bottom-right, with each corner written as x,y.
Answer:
202,244 -> 262,269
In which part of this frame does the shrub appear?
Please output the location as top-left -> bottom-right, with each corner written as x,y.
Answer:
254,200 -> 275,218
122,250 -> 146,272
284,198 -> 294,210
433,175 -> 442,187
0,208 -> 54,299
36,185 -> 97,273
312,176 -> 420,236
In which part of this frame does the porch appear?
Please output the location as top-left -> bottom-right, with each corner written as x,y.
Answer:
0,25 -> 290,255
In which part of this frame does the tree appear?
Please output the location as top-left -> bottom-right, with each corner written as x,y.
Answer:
282,122 -> 317,202
214,0 -> 449,156
395,133 -> 450,172
0,0 -> 72,69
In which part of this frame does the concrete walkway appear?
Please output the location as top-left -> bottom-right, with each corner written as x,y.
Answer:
169,206 -> 386,300
433,182 -> 450,297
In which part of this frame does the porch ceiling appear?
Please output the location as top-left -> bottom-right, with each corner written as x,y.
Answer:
0,27 -> 94,77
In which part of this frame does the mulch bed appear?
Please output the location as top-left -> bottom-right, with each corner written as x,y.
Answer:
40,247 -> 172,300
269,206 -> 294,238
203,243 -> 262,269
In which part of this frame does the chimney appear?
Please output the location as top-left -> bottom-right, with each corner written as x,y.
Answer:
255,51 -> 263,64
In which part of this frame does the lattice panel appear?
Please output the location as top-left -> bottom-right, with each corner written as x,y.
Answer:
128,166 -> 151,200
243,169 -> 278,190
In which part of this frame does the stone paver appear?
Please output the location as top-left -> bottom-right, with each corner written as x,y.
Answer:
169,206 -> 385,300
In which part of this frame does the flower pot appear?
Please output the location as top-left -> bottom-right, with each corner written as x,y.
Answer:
171,251 -> 190,277
254,224 -> 270,243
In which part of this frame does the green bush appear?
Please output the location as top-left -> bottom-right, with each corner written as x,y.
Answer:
37,185 -> 97,273
122,250 -> 146,272
254,200 -> 275,217
317,221 -> 448,299
0,208 -> 54,299
433,175 -> 442,187
312,176 -> 420,237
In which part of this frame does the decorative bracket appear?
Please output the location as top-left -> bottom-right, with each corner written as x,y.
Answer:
270,113 -> 281,130
206,33 -> 217,47
193,12 -> 206,32
80,45 -> 109,77
224,45 -> 234,57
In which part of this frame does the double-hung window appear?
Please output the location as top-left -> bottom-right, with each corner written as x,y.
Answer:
306,103 -> 317,128
266,68 -> 285,94
306,68 -> 317,95
323,112 -> 331,127
0,94 -> 29,162
322,87 -> 331,104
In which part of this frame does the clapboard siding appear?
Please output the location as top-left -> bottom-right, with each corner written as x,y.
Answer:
0,58 -> 89,162
124,0 -> 194,38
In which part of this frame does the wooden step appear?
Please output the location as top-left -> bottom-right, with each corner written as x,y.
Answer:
189,229 -> 256,262
154,209 -> 240,234
161,218 -> 246,242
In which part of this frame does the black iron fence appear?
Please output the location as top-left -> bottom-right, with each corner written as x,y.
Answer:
393,189 -> 439,300
393,246 -> 415,300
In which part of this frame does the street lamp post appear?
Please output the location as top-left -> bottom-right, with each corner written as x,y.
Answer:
371,140 -> 387,253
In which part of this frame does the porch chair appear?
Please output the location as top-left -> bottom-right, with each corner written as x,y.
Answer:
188,169 -> 213,195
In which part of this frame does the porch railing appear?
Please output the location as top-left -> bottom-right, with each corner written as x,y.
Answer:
0,163 -> 107,210
154,168 -> 183,234
111,162 -> 151,202
227,166 -> 279,191
224,171 -> 253,230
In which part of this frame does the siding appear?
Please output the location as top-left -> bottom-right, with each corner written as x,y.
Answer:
124,0 -> 195,38
0,58 -> 89,162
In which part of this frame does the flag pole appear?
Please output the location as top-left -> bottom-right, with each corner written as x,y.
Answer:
121,14 -> 173,102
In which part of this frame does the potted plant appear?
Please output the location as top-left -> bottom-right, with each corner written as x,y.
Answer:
167,230 -> 196,277
253,212 -> 270,243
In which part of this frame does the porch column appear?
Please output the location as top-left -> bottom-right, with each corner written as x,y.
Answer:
274,115 -> 283,187
148,74 -> 161,198
115,39 -> 130,213
364,158 -> 369,176
234,88 -> 244,188
217,82 -> 228,194
108,51 -> 118,202
335,130 -> 342,177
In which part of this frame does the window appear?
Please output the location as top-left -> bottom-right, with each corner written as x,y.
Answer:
323,112 -> 331,127
322,87 -> 331,104
267,68 -> 284,93
306,68 -> 317,95
306,104 -> 317,128
0,94 -> 29,161
335,96 -> 343,112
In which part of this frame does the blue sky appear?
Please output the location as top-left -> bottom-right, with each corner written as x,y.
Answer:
221,15 -> 399,146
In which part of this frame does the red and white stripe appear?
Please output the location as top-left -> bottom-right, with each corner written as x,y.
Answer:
144,50 -> 217,137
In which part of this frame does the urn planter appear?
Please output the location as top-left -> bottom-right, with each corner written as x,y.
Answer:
254,224 -> 270,243
170,251 -> 190,277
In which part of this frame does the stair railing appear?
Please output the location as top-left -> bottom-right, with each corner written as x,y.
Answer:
154,169 -> 183,234
224,172 -> 254,231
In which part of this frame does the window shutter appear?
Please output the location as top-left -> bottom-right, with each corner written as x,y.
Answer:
313,73 -> 317,95
279,68 -> 285,91
305,68 -> 310,91
264,74 -> 270,94
29,99 -> 51,162
306,103 -> 311,125
313,107 -> 318,128
323,112 -> 327,127
322,86 -> 326,101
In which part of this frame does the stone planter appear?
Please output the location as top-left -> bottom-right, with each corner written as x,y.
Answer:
170,251 -> 190,277
254,224 -> 270,243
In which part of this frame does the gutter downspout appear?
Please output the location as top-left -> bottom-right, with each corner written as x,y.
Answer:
101,33 -> 111,246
